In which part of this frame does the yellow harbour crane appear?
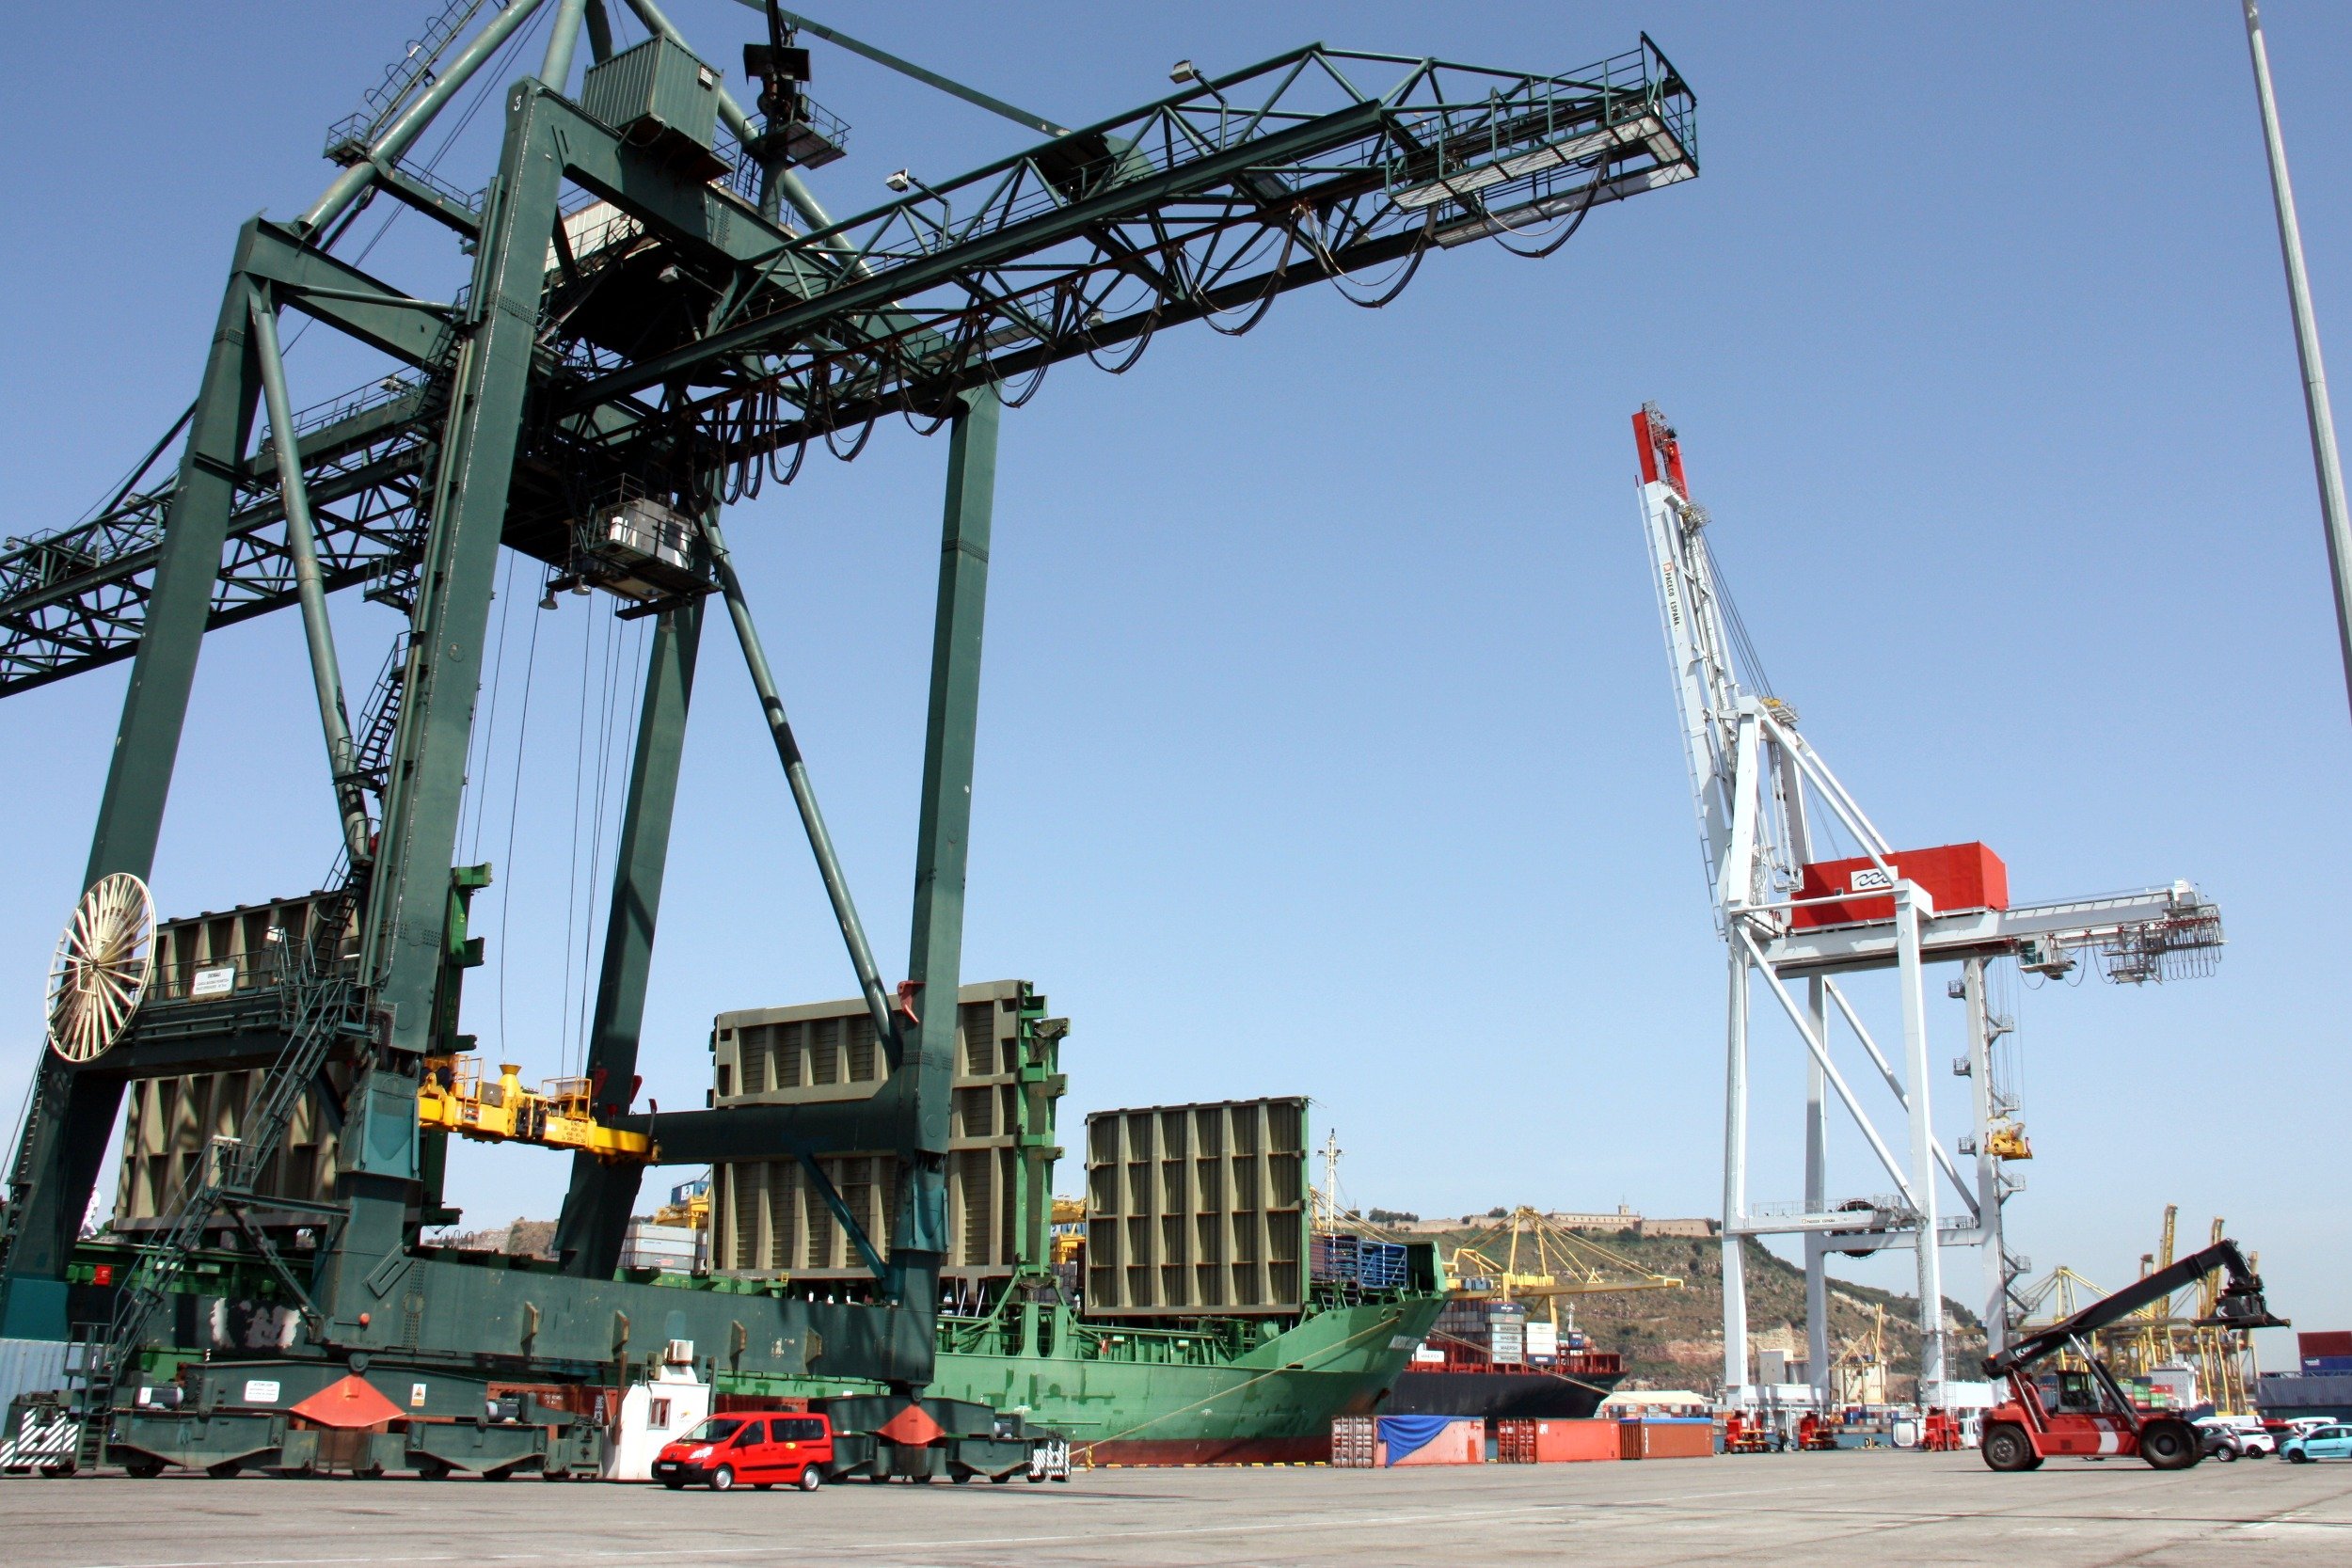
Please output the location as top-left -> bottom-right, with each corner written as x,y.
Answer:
1828,1304 -> 1891,1406
2013,1208 -> 2263,1415
1442,1207 -> 1684,1328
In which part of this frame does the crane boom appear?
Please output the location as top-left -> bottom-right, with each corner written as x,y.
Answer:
1984,1239 -> 2285,1379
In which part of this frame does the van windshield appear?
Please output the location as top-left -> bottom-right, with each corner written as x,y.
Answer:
681,1417 -> 747,1444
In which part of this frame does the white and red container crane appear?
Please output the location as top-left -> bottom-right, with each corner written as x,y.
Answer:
1633,404 -> 2227,1406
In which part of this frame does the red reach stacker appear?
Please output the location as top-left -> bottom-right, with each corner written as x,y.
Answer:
1979,1240 -> 2286,1472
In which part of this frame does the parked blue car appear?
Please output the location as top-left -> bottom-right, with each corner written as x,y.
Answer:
2283,1423 -> 2352,1463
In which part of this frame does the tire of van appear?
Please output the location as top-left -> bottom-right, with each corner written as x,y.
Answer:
710,1465 -> 737,1491
798,1467 -> 822,1492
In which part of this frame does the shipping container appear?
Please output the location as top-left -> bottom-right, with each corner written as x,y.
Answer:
2302,1356 -> 2352,1375
1534,1418 -> 1621,1463
0,1338 -> 70,1416
1331,1415 -> 1377,1468
1791,843 -> 2009,929
2299,1331 -> 2352,1359
1495,1418 -> 1537,1463
1524,1321 -> 1560,1360
1376,1415 -> 1484,1466
1310,1233 -> 1409,1290
709,980 -> 1059,1286
620,1220 -> 701,1274
1620,1418 -> 1714,1460
1084,1097 -> 1308,1316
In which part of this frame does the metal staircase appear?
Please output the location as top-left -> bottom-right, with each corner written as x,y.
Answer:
325,0 -> 498,162
69,930 -> 369,1468
343,633 -> 412,801
66,623 -> 411,1467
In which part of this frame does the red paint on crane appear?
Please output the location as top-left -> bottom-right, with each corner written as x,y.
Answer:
1632,407 -> 1690,498
1790,843 -> 2010,929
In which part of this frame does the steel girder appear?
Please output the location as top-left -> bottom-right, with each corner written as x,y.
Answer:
0,38 -> 1694,697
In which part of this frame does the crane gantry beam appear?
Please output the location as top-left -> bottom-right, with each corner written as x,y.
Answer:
0,38 -> 1693,698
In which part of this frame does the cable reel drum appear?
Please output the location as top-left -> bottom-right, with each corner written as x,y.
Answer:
44,872 -> 156,1063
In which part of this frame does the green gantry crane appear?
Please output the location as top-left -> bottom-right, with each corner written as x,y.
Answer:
0,0 -> 1697,1478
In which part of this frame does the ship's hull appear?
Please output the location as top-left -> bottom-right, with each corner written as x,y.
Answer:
1385,1364 -> 1623,1420
927,1296 -> 1443,1465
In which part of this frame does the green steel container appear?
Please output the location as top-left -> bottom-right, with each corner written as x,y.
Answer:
580,35 -> 720,153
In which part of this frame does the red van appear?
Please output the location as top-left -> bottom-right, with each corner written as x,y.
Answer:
653,1412 -> 834,1491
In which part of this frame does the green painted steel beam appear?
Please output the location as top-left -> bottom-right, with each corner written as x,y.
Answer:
886,387 -> 997,1331
322,86 -> 573,1323
244,223 -> 454,368
246,287 -> 373,863
0,228 -> 274,1336
734,2 -> 1072,138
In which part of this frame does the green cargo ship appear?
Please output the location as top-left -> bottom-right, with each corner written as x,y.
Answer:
928,1287 -> 1443,1465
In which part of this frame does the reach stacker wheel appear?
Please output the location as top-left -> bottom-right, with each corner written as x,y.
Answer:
2140,1419 -> 2201,1470
1981,1423 -> 2041,1472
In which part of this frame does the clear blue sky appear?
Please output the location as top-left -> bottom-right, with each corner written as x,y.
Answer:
2,3 -> 2345,1359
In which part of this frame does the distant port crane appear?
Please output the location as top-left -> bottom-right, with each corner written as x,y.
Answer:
1633,405 -> 2228,1406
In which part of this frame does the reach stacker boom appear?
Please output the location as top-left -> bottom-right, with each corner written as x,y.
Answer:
1979,1240 -> 2286,1472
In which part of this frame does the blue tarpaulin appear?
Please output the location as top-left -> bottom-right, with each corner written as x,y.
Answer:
1376,1415 -> 1458,1465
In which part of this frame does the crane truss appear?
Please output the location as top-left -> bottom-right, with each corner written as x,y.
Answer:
0,40 -> 1693,697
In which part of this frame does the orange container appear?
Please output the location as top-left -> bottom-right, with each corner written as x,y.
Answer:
1620,1418 -> 1714,1459
1531,1418 -> 1619,1463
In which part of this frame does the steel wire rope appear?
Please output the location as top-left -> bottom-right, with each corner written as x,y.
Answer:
556,594 -> 601,1072
492,581 -> 548,1053
1697,531 -> 1778,702
571,610 -> 641,1074
569,604 -> 619,1072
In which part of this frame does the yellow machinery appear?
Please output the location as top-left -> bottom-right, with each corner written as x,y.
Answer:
650,1180 -> 709,1231
1828,1304 -> 1890,1406
1985,1118 -> 2032,1160
1443,1207 -> 1684,1328
417,1056 -> 654,1163
1049,1196 -> 1086,1268
2011,1209 -> 2263,1416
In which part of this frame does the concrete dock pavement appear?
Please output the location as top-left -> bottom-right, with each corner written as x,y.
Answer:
4,1450 -> 2350,1567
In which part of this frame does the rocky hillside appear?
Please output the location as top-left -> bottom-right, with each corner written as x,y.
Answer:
1419,1225 -> 1984,1398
